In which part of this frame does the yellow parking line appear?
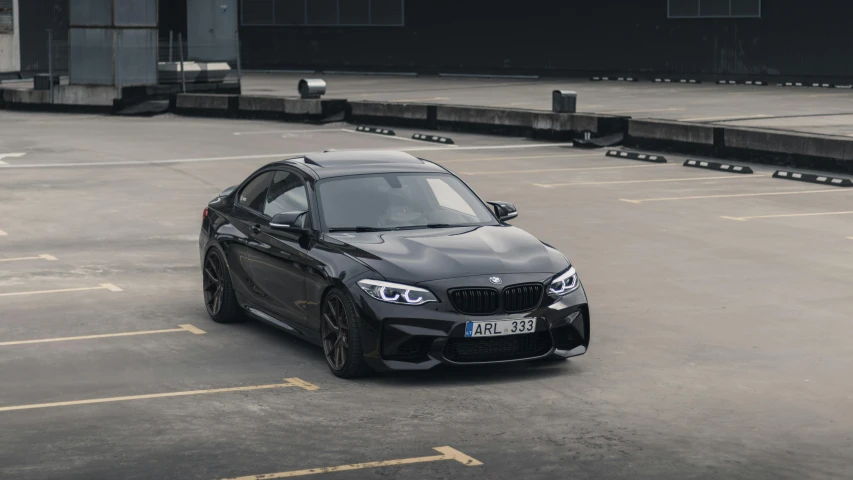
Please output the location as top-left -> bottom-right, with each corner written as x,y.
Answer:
0,324 -> 206,347
847,237 -> 853,240
535,174 -> 767,188
0,254 -> 58,263
462,163 -> 678,176
222,446 -> 481,480
721,211 -> 853,221
0,378 -> 318,412
620,188 -> 853,204
437,153 -> 593,164
284,377 -> 320,391
0,283 -> 122,298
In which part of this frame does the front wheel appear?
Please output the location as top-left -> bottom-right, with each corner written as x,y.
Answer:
202,249 -> 244,323
321,289 -> 372,378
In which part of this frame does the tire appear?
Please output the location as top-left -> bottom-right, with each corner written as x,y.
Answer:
202,248 -> 244,324
321,288 -> 373,378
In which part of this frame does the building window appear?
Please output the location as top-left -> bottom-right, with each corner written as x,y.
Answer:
241,0 -> 404,26
0,0 -> 13,34
668,0 -> 760,18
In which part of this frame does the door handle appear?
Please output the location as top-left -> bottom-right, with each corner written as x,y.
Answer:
251,224 -> 262,234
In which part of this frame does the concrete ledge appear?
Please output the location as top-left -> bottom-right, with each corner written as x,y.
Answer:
348,101 -> 431,128
239,96 -> 324,115
435,105 -> 623,136
236,95 -> 346,122
350,101 -> 429,120
628,119 -> 715,145
2,85 -> 119,107
175,93 -> 232,112
724,127 -> 853,160
625,118 -> 853,174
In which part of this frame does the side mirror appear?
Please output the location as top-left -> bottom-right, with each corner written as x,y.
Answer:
269,211 -> 309,233
487,201 -> 518,222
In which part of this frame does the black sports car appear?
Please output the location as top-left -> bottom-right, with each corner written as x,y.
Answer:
199,150 -> 590,378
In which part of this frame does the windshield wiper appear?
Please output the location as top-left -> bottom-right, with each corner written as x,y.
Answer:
328,226 -> 393,232
393,223 -> 475,231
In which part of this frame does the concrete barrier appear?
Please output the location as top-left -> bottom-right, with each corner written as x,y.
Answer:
348,101 -> 431,127
435,105 -> 625,137
174,94 -> 235,116
238,95 -> 346,121
724,127 -> 853,160
722,127 -> 853,173
1,85 -> 119,112
628,119 -> 715,145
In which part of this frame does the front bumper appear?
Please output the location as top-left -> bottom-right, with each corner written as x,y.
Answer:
347,275 -> 590,372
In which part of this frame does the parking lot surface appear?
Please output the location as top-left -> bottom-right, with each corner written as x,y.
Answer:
1,111 -> 852,479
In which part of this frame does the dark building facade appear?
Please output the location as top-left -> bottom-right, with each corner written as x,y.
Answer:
234,0 -> 853,80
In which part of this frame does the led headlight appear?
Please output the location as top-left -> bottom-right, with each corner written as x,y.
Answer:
357,279 -> 438,306
549,266 -> 579,296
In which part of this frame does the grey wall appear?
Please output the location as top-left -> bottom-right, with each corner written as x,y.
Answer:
237,0 -> 853,80
187,0 -> 237,62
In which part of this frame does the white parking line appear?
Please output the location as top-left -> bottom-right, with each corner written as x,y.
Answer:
0,229 -> 7,236
437,153 -> 593,164
534,174 -> 767,188
0,153 -> 27,165
0,144 -> 576,168
721,211 -> 853,222
681,114 -> 770,122
0,283 -> 123,298
620,188 -> 853,204
233,128 -> 349,136
0,254 -> 58,263
462,163 -> 679,176
599,108 -> 685,114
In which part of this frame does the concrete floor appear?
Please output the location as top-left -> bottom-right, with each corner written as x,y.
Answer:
1,111 -> 852,479
242,73 -> 853,136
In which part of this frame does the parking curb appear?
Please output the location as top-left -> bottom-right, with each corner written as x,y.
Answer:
606,150 -> 667,163
412,133 -> 455,144
772,170 -> 853,187
355,126 -> 396,136
684,159 -> 753,174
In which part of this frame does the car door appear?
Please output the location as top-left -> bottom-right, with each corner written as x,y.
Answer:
227,171 -> 275,304
247,169 -> 313,328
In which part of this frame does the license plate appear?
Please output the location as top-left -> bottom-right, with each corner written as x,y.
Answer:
464,318 -> 537,338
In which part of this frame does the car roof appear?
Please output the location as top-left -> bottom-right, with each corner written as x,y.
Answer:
269,150 -> 449,179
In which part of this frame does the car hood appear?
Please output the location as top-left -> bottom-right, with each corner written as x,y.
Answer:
327,225 -> 569,283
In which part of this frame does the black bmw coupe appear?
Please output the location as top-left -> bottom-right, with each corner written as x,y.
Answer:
199,150 -> 590,378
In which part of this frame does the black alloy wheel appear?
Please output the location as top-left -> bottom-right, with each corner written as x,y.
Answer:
202,249 -> 242,323
203,252 -> 224,316
321,290 -> 372,378
323,295 -> 349,370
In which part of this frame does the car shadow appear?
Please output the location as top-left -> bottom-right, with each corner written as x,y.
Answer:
228,316 -> 585,386
365,359 -> 583,388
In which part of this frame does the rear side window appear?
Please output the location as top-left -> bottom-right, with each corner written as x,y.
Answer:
238,172 -> 274,212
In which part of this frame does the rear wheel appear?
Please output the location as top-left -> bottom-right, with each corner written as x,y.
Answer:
203,249 -> 243,323
321,289 -> 372,378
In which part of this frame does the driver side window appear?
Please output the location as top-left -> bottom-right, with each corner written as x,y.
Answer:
264,171 -> 309,223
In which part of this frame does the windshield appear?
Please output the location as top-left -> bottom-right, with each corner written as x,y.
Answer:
317,173 -> 498,231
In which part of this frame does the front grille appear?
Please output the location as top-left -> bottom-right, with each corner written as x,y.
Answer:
449,288 -> 499,315
502,284 -> 544,313
443,331 -> 553,363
